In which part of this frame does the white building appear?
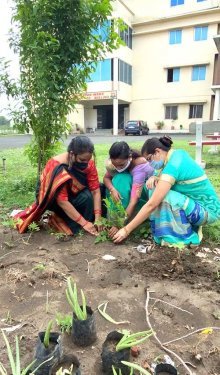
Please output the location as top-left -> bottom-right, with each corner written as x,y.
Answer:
69,0 -> 220,134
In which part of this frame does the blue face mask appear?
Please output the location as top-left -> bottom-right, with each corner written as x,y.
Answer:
150,159 -> 164,169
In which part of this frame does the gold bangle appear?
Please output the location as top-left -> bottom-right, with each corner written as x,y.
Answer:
124,226 -> 129,237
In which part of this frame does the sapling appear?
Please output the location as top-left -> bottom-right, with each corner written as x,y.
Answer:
43,320 -> 53,348
0,331 -> 49,375
56,313 -> 72,334
95,197 -> 127,244
65,277 -> 87,320
116,330 -> 153,352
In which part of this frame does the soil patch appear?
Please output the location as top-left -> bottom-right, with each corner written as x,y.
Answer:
0,226 -> 220,374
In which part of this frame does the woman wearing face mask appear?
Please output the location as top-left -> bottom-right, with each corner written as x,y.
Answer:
113,135 -> 220,246
15,136 -> 102,236
103,141 -> 154,228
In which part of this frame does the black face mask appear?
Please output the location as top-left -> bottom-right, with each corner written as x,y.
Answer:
72,161 -> 88,170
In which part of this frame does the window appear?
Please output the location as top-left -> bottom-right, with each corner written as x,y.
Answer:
120,22 -> 132,49
197,0 -> 206,2
189,104 -> 203,118
194,26 -> 208,41
95,20 -> 111,42
118,60 -> 132,85
165,106 -> 178,119
167,68 -> 180,82
169,30 -> 182,44
192,65 -> 206,81
171,0 -> 184,6
86,59 -> 112,82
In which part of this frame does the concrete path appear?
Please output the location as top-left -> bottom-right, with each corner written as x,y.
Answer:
0,133 -> 192,150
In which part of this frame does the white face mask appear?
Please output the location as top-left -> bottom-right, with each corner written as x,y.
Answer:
115,159 -> 131,173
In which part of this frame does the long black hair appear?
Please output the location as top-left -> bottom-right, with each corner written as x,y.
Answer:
109,141 -> 140,160
141,135 -> 173,155
67,135 -> 95,159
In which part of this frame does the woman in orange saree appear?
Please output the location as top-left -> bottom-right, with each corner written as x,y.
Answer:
15,136 -> 102,236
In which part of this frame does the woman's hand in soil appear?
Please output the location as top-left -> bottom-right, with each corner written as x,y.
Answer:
113,227 -> 129,243
83,221 -> 98,236
146,176 -> 158,190
110,188 -> 121,202
95,221 -> 104,232
108,226 -> 119,239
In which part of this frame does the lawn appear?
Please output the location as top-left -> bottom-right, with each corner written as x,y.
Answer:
0,139 -> 220,242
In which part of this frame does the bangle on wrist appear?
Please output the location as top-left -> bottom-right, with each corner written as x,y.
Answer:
94,209 -> 101,214
124,226 -> 129,237
82,220 -> 88,227
75,214 -> 82,223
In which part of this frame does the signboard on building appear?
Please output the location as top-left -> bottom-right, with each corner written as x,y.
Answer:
82,91 -> 117,101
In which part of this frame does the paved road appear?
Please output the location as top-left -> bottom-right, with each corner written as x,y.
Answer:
0,133 -> 192,150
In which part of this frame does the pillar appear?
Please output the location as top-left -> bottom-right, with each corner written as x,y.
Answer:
213,88 -> 220,120
113,57 -> 118,136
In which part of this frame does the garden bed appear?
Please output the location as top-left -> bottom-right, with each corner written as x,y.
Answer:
0,226 -> 220,374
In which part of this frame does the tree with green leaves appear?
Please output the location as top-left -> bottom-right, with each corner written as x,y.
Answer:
5,0 -> 121,173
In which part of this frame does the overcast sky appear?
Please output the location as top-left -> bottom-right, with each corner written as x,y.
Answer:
0,0 -> 19,116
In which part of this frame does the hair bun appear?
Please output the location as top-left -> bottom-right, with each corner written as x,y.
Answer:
159,135 -> 173,148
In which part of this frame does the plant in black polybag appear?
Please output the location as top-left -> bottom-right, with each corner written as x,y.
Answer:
101,330 -> 153,375
66,277 -> 97,347
31,320 -> 62,375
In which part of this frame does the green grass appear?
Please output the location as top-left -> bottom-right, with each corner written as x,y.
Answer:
0,140 -> 220,242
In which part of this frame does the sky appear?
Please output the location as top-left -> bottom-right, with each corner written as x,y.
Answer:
0,0 -> 19,117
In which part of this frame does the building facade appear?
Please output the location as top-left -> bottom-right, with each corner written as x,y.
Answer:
69,0 -> 220,134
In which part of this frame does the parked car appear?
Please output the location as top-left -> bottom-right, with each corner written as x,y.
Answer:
124,120 -> 149,136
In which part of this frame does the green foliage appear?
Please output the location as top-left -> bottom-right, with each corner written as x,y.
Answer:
0,141 -> 220,245
129,222 -> 151,242
2,0 -> 121,172
56,313 -> 72,334
121,361 -> 151,375
0,116 -> 10,126
43,320 -> 53,348
65,277 -> 87,321
28,222 -> 40,232
155,121 -> 164,129
32,263 -> 46,271
203,221 -> 220,244
95,197 -> 127,244
0,331 -> 36,375
116,330 -> 153,352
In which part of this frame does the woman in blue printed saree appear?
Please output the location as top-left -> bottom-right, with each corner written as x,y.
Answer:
113,136 -> 220,246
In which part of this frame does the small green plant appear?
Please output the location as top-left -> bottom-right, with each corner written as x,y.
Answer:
215,269 -> 220,280
116,330 -> 153,352
65,277 -> 87,320
5,311 -> 13,325
95,197 -> 127,244
155,121 -> 164,130
43,320 -> 53,348
112,366 -> 133,375
56,313 -> 72,334
32,263 -> 46,271
0,330 -> 47,375
28,222 -> 40,232
121,361 -> 151,375
52,232 -> 68,241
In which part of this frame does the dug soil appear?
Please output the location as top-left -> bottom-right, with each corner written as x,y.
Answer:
0,226 -> 220,375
